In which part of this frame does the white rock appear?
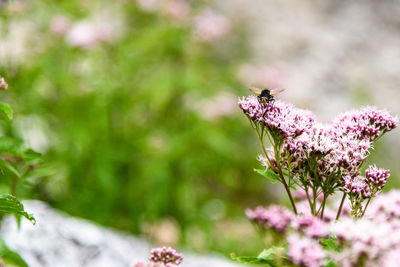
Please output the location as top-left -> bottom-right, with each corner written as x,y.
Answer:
0,201 -> 240,267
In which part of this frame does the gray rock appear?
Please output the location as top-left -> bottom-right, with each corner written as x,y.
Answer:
0,201 -> 240,267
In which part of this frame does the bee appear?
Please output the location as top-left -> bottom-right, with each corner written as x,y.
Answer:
248,87 -> 285,104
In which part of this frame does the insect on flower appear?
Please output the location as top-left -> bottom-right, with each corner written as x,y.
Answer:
248,87 -> 285,105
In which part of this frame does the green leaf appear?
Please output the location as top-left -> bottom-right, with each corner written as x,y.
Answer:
0,238 -> 28,267
22,149 -> 41,162
254,168 -> 281,183
0,195 -> 35,224
0,137 -> 23,156
324,260 -> 338,267
258,247 -> 287,261
0,102 -> 13,121
231,247 -> 287,266
0,158 -> 20,178
231,253 -> 275,266
320,236 -> 340,252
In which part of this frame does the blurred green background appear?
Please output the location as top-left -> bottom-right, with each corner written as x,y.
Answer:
0,0 -> 398,258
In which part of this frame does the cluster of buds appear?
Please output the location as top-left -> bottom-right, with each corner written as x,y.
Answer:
343,165 -> 391,216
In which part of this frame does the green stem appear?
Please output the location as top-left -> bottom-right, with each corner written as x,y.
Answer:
274,145 -> 297,215
305,186 -> 314,215
361,198 -> 372,217
336,192 -> 347,220
320,194 -> 327,219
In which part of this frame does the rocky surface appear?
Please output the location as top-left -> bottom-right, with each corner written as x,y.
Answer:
0,201 -> 240,267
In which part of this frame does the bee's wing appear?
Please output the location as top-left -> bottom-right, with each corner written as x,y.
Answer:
269,88 -> 285,96
248,87 -> 262,96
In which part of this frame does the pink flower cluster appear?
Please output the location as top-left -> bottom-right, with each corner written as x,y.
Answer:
0,77 -> 8,90
238,96 -> 314,139
239,96 -> 397,216
365,164 -> 390,191
245,205 -> 293,233
287,234 -> 326,267
333,107 -> 398,141
287,191 -> 400,267
291,214 -> 328,239
149,247 -> 183,265
133,247 -> 183,267
342,165 -> 390,215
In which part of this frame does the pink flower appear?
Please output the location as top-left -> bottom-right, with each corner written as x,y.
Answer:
287,234 -> 326,267
50,15 -> 71,36
238,97 -> 315,139
333,107 -> 398,141
162,0 -> 190,22
365,164 -> 390,192
292,215 -> 329,238
0,77 -> 8,90
246,205 -> 293,233
193,9 -> 231,43
150,247 -> 183,265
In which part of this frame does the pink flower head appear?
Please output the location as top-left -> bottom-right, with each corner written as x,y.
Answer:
133,262 -> 166,267
292,214 -> 329,239
245,205 -> 293,233
150,247 -> 183,265
365,164 -> 390,192
342,176 -> 367,196
366,190 -> 400,221
287,234 -> 326,267
334,107 -> 398,141
238,97 -> 315,139
0,77 -> 8,90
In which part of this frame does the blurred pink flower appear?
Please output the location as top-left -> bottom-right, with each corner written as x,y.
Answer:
66,21 -> 99,49
193,9 -> 231,43
162,0 -> 190,22
50,15 -> 71,36
136,0 -> 161,12
238,64 -> 285,89
65,8 -> 124,49
288,234 -> 326,267
0,77 -> 8,90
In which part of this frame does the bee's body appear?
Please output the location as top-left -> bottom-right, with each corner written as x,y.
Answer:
248,87 -> 285,104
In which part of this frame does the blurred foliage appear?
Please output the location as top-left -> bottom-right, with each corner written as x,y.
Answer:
0,0 -> 276,255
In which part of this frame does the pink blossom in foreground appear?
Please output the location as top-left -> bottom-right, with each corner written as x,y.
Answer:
150,247 -> 183,265
0,77 -> 8,90
193,9 -> 231,43
287,234 -> 326,267
246,205 -> 293,233
291,214 -> 328,238
366,189 -> 400,220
